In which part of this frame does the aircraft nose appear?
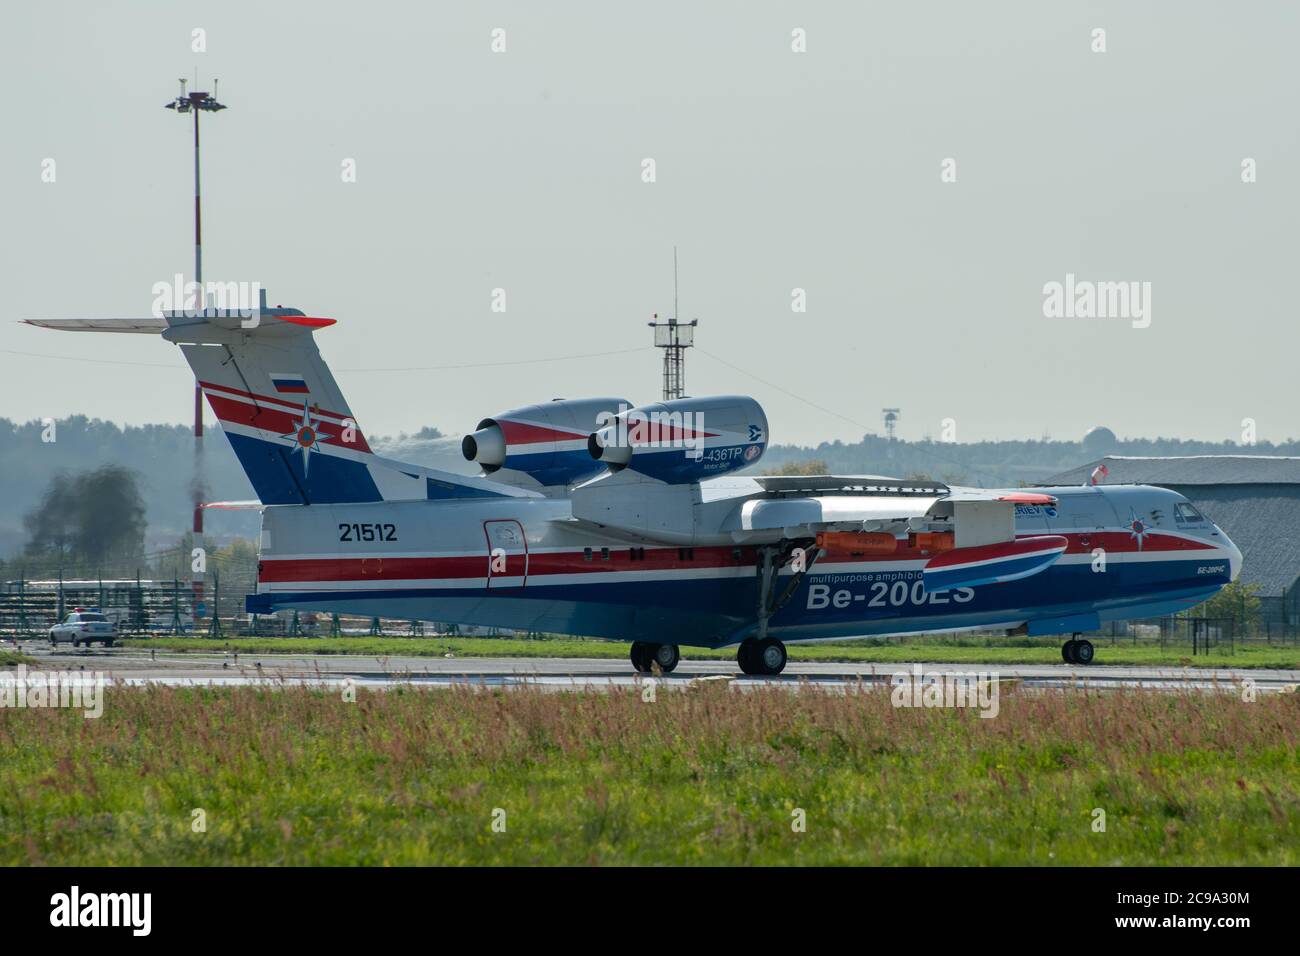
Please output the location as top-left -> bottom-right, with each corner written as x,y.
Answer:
1223,531 -> 1243,581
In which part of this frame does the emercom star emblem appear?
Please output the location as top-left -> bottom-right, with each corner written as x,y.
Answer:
1127,511 -> 1151,551
282,399 -> 323,476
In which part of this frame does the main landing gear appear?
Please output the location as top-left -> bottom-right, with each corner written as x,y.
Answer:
630,641 -> 680,674
632,539 -> 810,677
736,539 -> 818,678
1061,634 -> 1095,665
737,637 -> 787,676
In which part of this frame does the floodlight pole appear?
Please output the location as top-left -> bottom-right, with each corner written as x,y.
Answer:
166,78 -> 227,619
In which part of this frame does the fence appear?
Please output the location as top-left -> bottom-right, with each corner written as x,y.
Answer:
3,570 -> 1295,649
0,572 -> 483,640
1099,615 -> 1300,655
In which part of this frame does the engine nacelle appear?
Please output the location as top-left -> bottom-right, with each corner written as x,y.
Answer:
588,395 -> 768,484
462,397 -> 632,487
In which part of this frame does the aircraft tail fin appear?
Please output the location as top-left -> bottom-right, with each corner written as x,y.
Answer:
24,305 -> 526,505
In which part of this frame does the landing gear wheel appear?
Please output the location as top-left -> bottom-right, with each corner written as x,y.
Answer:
738,638 -> 787,676
756,638 -> 787,675
630,642 -> 653,673
631,642 -> 679,673
1062,640 -> 1078,664
1073,639 -> 1095,665
651,642 -> 680,673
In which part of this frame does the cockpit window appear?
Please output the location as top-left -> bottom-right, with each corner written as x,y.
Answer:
1176,502 -> 1206,523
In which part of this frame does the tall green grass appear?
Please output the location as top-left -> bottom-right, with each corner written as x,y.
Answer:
1,684 -> 1296,865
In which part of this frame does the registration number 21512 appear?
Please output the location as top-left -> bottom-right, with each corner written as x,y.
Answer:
338,523 -> 397,542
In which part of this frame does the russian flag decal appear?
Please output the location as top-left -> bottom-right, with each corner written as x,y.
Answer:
923,535 -> 1068,592
270,373 -> 310,394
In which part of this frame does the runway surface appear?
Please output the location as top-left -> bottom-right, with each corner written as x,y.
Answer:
10,643 -> 1300,693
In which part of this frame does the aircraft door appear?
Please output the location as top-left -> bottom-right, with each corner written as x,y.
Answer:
484,520 -> 528,589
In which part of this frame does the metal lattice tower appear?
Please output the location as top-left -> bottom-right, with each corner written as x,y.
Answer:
647,248 -> 698,400
883,408 -> 900,441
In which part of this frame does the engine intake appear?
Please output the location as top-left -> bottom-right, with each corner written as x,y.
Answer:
463,397 -> 632,487
589,395 -> 767,484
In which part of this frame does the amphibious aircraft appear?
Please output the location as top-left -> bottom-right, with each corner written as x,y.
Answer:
26,303 -> 1242,674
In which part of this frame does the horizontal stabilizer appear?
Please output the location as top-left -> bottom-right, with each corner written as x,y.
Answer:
24,310 -> 336,343
23,317 -> 168,333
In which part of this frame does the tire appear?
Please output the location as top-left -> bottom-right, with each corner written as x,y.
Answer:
737,641 -> 758,675
651,643 -> 680,673
1061,640 -> 1077,664
630,642 -> 653,673
755,638 -> 787,676
1074,640 -> 1095,665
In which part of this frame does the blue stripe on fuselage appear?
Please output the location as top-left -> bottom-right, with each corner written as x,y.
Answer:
247,556 -> 1232,646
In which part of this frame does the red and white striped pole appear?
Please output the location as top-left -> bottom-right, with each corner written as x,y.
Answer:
192,93 -> 204,618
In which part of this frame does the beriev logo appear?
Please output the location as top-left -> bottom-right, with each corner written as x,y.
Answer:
49,886 -> 151,936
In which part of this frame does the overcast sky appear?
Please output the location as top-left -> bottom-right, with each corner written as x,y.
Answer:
2,1 -> 1297,447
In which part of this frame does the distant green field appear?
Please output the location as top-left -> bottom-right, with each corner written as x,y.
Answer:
116,635 -> 1300,669
2,685 -> 1296,865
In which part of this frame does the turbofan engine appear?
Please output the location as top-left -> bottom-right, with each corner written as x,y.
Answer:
587,395 -> 768,484
462,397 -> 632,487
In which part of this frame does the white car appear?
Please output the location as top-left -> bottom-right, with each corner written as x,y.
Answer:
49,610 -> 117,647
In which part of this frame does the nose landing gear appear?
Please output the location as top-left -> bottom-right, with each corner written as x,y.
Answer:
630,641 -> 680,673
1061,634 -> 1095,665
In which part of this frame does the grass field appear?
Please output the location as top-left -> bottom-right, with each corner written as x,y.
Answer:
116,635 -> 1300,669
1,684 -> 1297,865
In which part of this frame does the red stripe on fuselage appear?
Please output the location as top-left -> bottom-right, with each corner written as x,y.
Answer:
257,531 -> 1220,585
1054,530 -> 1215,555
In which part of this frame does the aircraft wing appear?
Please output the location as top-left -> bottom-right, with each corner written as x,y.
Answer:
725,476 -> 1063,591
734,475 -> 1054,535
